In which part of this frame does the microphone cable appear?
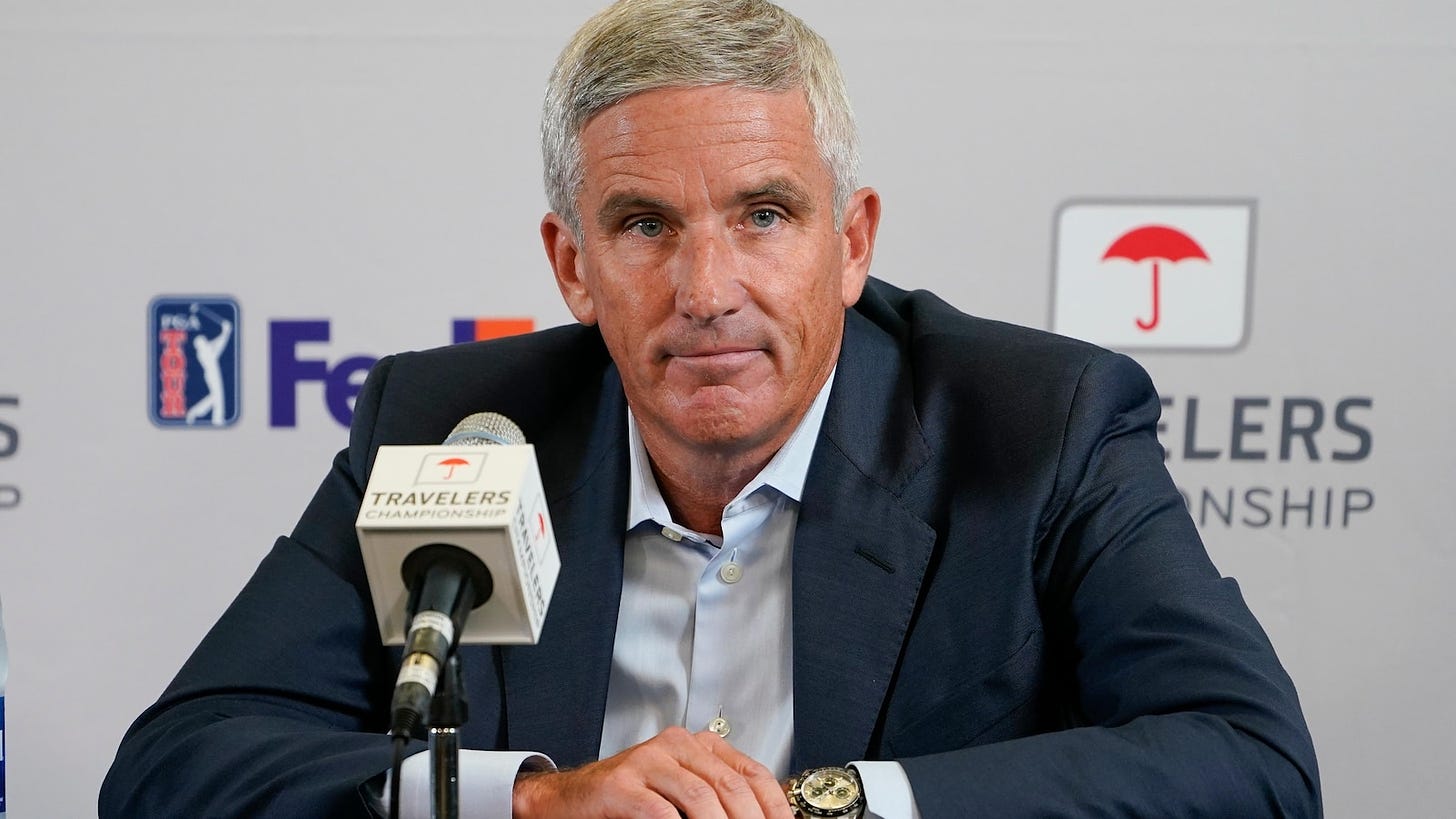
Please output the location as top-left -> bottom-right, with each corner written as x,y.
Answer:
389,732 -> 408,819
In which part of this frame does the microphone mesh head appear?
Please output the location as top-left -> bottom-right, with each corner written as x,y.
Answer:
443,412 -> 527,446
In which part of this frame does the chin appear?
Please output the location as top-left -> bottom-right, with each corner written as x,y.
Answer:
672,406 -> 771,451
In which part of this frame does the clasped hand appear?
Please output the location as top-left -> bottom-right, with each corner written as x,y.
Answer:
511,726 -> 794,818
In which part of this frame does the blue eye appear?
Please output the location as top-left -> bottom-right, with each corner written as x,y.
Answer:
749,210 -> 780,229
631,219 -> 664,238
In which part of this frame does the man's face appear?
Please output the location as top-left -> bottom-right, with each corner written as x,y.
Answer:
542,85 -> 878,459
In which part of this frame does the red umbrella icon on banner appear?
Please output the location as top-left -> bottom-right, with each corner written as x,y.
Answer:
437,457 -> 471,479
1102,225 -> 1209,331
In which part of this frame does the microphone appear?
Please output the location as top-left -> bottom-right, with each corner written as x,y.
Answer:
441,411 -> 530,447
388,542 -> 490,738
357,412 -> 554,739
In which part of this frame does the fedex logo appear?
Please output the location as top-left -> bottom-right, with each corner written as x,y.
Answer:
269,317 -> 534,428
269,320 -> 374,428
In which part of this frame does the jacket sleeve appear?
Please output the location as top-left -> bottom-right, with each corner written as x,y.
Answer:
99,356 -> 420,818
898,351 -> 1321,817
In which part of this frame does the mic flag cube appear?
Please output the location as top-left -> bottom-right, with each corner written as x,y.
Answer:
356,445 -> 561,645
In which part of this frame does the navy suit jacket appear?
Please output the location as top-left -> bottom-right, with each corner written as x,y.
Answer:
101,279 -> 1320,817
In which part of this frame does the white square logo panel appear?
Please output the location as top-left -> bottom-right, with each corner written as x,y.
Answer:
1052,200 -> 1255,350
414,451 -> 487,485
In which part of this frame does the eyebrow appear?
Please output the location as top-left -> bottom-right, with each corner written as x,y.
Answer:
732,178 -> 817,217
595,193 -> 678,233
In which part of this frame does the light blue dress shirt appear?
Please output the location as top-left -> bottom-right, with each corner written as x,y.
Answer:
395,371 -> 920,818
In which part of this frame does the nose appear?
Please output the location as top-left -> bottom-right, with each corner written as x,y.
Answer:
674,229 -> 746,324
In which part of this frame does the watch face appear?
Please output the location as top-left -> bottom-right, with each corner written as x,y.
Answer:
799,767 -> 861,812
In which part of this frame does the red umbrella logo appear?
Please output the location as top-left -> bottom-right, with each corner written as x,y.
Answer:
437,457 -> 471,479
1101,225 -> 1209,331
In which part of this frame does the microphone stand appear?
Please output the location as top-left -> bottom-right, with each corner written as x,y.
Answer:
428,653 -> 467,819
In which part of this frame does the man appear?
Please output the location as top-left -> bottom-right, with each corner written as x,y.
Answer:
101,1 -> 1320,816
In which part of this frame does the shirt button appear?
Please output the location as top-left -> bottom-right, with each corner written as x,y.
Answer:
707,716 -> 731,738
718,562 -> 743,584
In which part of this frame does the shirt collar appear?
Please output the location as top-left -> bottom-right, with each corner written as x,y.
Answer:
626,367 -> 837,534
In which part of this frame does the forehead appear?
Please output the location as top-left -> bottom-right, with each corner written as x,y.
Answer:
576,85 -> 827,199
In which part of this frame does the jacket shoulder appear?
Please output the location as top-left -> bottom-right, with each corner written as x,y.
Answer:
350,323 -> 611,452
851,278 -> 1161,499
857,277 -> 1109,371
854,278 -> 1146,406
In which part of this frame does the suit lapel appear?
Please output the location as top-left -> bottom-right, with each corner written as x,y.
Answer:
501,365 -> 629,768
792,310 -> 936,769
497,311 -> 937,769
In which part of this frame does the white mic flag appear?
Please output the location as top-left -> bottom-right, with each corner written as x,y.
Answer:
355,413 -> 561,646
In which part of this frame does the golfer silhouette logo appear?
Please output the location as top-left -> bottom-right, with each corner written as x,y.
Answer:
184,305 -> 234,425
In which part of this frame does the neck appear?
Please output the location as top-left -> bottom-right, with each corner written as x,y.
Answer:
631,354 -> 838,536
639,430 -> 782,537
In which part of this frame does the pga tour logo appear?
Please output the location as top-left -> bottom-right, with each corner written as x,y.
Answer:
1051,200 -> 1255,350
149,297 -> 241,427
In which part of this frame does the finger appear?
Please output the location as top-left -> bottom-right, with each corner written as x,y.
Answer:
641,763 -> 731,819
641,727 -> 766,819
514,762 -> 699,819
694,731 -> 793,819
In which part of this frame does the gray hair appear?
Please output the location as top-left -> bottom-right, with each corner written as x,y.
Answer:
542,0 -> 860,235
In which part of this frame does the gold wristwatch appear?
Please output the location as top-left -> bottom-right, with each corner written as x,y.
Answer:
786,765 -> 865,818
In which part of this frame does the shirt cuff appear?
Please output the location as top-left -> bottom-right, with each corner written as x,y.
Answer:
850,760 -> 922,819
391,749 -> 555,819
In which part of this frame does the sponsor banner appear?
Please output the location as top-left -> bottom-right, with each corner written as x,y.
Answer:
1052,199 -> 1255,351
148,297 -> 242,428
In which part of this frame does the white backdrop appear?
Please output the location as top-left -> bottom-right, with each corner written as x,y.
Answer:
2,1 -> 1453,816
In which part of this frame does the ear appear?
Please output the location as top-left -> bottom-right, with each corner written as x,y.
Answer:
541,213 -> 597,325
837,187 -> 881,306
